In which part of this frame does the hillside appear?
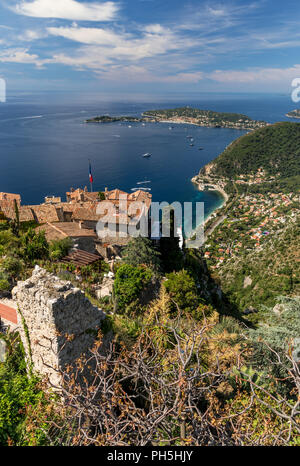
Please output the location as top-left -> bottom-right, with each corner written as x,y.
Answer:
194,121 -> 300,318
200,122 -> 300,192
142,106 -> 267,130
286,109 -> 300,119
85,115 -> 140,123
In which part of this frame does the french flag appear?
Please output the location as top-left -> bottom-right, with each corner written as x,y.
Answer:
89,161 -> 93,183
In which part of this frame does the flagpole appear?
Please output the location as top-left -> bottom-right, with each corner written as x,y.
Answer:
89,159 -> 93,192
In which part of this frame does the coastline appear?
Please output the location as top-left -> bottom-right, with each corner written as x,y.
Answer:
186,177 -> 229,241
286,114 -> 300,119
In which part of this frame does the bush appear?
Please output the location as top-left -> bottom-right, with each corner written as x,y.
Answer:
122,237 -> 161,272
0,256 -> 23,281
49,238 -> 72,261
114,264 -> 153,312
0,278 -> 10,293
20,229 -> 49,264
0,332 -> 47,445
163,269 -> 200,316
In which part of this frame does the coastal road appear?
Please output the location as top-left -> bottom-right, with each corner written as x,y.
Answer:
205,214 -> 227,241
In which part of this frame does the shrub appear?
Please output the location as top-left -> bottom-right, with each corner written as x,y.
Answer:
163,269 -> 200,316
0,278 -> 10,293
122,237 -> 161,272
114,264 -> 153,312
20,229 -> 49,264
0,332 -> 48,445
49,238 -> 72,261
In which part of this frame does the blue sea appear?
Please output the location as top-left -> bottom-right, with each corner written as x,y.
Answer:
0,92 -> 298,235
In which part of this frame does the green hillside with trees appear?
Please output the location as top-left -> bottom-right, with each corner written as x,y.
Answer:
207,122 -> 300,191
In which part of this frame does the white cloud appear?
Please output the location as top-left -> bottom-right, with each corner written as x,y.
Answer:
0,48 -> 46,66
13,0 -> 119,21
47,24 -> 194,62
47,25 -> 125,46
209,65 -> 300,83
207,7 -> 226,17
94,65 -> 204,83
19,29 -> 47,41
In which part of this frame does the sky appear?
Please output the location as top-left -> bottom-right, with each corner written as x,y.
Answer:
0,0 -> 300,97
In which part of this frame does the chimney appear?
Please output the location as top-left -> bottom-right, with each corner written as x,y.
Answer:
105,187 -> 108,193
79,221 -> 83,229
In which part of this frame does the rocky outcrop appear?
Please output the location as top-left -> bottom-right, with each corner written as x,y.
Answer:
12,266 -> 105,387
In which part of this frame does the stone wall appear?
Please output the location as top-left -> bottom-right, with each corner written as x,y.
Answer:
12,266 -> 105,387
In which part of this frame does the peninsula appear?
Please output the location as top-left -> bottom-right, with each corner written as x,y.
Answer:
85,115 -> 140,123
286,109 -> 300,119
85,106 -> 268,130
142,106 -> 268,130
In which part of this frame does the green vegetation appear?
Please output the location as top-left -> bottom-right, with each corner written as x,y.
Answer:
85,115 -> 140,123
210,218 -> 300,316
207,122 -> 300,192
122,237 -> 161,272
49,238 -> 72,261
114,263 -> 153,313
143,106 -> 266,129
163,269 -> 201,317
98,191 -> 106,201
20,229 -> 49,264
0,332 -> 50,445
286,109 -> 300,119
247,296 -> 300,395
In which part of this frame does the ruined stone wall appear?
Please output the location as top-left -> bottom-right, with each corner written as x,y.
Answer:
12,266 -> 105,387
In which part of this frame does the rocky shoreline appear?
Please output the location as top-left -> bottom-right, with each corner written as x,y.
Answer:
191,174 -> 229,205
186,174 -> 230,240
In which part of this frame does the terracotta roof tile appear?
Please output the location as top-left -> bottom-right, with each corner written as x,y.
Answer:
36,222 -> 97,242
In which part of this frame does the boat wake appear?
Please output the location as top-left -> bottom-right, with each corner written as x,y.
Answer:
20,115 -> 43,120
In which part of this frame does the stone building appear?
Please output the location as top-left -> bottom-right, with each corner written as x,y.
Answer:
12,267 -> 105,387
0,192 -> 21,203
36,222 -> 98,254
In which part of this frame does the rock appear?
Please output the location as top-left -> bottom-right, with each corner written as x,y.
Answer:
273,303 -> 285,315
0,339 -> 7,363
12,268 -> 106,387
96,278 -> 114,299
243,276 -> 252,288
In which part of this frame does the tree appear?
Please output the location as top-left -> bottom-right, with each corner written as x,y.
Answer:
20,229 -> 49,264
114,264 -> 153,312
0,230 -> 20,257
122,237 -> 161,272
163,269 -> 200,316
49,238 -> 72,261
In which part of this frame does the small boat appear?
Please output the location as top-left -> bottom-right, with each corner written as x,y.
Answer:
137,180 -> 151,185
128,125 -> 132,128
198,147 -> 204,150
190,143 -> 194,147
142,152 -> 151,158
